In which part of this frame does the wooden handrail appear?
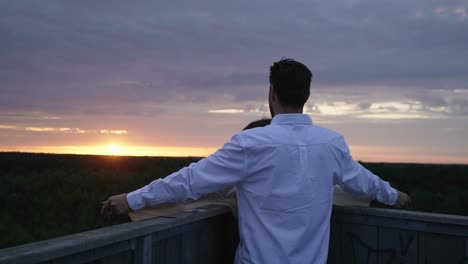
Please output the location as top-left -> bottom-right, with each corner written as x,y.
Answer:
0,204 -> 233,264
1,205 -> 467,264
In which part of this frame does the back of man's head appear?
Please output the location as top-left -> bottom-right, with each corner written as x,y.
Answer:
269,58 -> 312,108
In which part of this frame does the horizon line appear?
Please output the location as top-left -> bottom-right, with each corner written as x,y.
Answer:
1,151 -> 467,166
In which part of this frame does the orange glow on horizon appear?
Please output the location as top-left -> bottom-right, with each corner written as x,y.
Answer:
0,144 -> 466,164
348,145 -> 468,165
0,145 -> 217,157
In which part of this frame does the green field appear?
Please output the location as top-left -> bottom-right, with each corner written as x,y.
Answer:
0,152 -> 467,249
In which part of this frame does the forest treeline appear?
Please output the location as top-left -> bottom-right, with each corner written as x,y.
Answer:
0,152 -> 467,248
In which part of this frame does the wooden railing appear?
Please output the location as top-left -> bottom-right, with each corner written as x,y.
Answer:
0,205 -> 238,264
1,205 -> 468,264
329,206 -> 468,264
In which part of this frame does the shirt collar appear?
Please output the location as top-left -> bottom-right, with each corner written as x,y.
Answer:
271,114 -> 313,125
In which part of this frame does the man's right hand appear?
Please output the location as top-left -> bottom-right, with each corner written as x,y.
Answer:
101,193 -> 132,221
393,191 -> 411,209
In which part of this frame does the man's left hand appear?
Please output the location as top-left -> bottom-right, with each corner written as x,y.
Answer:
392,191 -> 411,209
101,193 -> 132,220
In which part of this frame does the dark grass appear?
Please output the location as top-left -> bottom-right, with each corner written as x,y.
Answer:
0,152 -> 467,248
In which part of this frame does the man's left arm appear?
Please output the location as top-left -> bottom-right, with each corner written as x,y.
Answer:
102,135 -> 245,216
331,136 -> 411,209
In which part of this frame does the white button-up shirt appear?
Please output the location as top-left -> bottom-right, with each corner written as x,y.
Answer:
127,114 -> 397,264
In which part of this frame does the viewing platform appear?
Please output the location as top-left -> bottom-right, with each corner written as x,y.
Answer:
1,205 -> 467,264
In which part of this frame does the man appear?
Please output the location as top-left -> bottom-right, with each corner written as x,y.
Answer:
102,58 -> 410,264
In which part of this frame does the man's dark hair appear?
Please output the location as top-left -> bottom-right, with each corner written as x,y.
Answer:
243,118 -> 272,131
269,58 -> 312,108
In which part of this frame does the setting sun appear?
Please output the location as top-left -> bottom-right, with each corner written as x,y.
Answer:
106,145 -> 123,156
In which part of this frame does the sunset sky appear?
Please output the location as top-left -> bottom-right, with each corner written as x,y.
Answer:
1,1 -> 467,164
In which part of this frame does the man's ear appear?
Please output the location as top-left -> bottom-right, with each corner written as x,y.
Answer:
269,85 -> 277,102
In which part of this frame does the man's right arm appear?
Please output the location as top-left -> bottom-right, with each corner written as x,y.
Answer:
126,134 -> 246,211
102,134 -> 247,219
331,136 -> 409,207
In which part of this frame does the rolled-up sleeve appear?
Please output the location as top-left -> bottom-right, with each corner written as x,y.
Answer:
331,136 -> 398,205
127,135 -> 245,211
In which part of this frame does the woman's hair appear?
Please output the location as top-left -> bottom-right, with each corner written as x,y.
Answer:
242,118 -> 272,131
